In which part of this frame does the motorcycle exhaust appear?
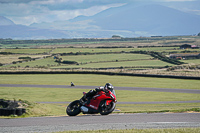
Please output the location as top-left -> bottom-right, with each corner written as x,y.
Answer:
80,106 -> 88,113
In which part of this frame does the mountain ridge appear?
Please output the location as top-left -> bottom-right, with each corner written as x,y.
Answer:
1,3 -> 200,39
0,16 -> 15,26
30,3 -> 200,37
87,4 -> 200,35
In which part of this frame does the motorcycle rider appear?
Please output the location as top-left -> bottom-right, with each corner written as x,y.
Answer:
71,82 -> 75,86
81,83 -> 116,104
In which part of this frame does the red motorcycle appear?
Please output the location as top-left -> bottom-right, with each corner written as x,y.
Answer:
66,90 -> 117,116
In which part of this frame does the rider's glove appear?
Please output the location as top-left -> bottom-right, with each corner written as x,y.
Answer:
105,88 -> 109,93
95,88 -> 99,92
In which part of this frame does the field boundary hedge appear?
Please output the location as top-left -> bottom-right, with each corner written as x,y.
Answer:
0,71 -> 200,80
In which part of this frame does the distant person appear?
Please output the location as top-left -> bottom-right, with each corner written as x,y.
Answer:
71,82 -> 75,86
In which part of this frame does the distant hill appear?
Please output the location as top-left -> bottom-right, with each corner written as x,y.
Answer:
71,4 -> 200,36
1,3 -> 200,39
0,16 -> 79,39
0,25 -> 73,39
0,21 -> 130,39
0,16 -> 15,26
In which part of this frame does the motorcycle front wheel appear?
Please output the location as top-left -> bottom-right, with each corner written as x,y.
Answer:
99,100 -> 116,115
66,100 -> 81,116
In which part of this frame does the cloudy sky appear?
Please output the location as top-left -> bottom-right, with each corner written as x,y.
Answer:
0,0 -> 199,26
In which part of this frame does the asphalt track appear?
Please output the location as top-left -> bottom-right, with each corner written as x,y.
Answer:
0,113 -> 200,132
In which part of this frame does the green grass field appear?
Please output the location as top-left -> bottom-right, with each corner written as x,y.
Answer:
1,74 -> 199,89
0,54 -> 49,64
2,48 -> 52,54
60,54 -> 152,63
51,47 -> 199,54
1,57 -> 58,67
53,60 -> 173,69
52,48 -> 133,53
182,59 -> 200,64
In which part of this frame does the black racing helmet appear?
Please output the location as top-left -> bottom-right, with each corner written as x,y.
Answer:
105,83 -> 114,90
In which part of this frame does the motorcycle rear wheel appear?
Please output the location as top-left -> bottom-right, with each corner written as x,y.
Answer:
66,100 -> 81,116
99,100 -> 116,115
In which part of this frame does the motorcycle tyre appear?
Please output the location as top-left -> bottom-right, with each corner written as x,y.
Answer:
99,100 -> 116,115
66,100 -> 81,116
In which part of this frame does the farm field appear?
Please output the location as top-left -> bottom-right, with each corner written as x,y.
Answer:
1,47 -> 175,70
1,48 -> 52,54
1,45 -> 199,77
1,47 -> 199,76
52,60 -> 173,69
0,54 -> 49,64
1,57 -> 58,68
182,59 -> 200,64
55,53 -> 152,63
51,47 -> 184,53
52,48 -> 133,53
1,36 -> 200,77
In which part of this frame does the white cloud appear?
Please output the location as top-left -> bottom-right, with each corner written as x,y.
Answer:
0,2 -> 51,25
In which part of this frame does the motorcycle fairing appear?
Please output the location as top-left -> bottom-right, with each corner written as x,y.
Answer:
86,91 -> 113,110
81,105 -> 99,114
